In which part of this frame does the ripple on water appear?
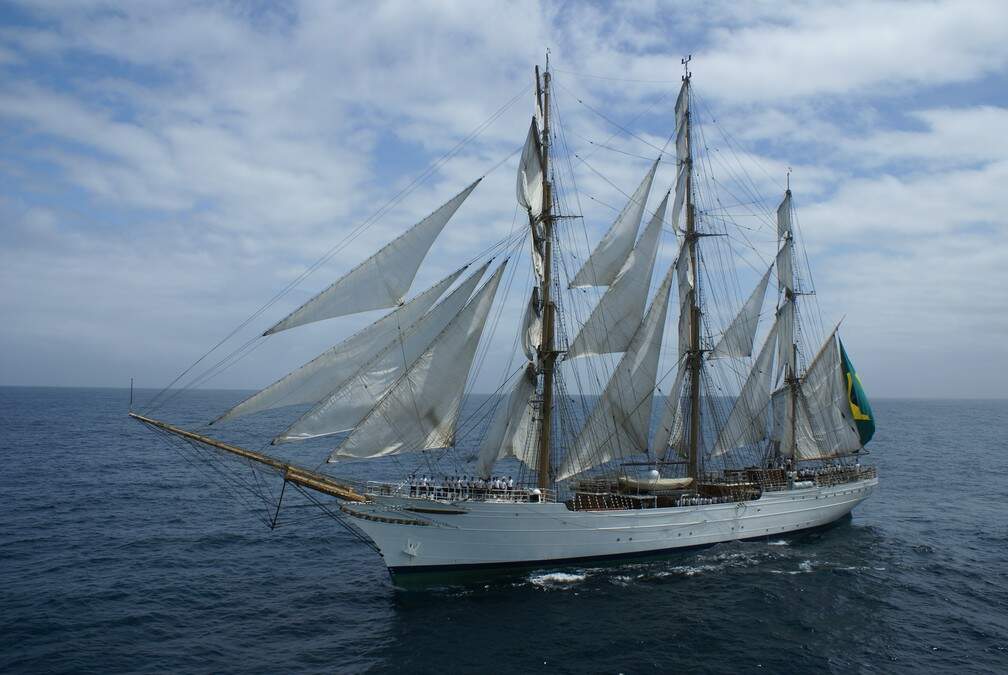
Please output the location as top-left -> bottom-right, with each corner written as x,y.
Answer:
4,391 -> 1008,674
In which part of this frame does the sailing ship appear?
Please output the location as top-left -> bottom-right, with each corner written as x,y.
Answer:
132,58 -> 878,578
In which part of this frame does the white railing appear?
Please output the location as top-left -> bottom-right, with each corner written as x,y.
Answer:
365,480 -> 555,503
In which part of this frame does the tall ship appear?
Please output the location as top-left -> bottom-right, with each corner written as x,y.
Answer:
132,58 -> 878,578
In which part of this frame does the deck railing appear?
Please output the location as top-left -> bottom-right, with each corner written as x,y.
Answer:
364,480 -> 555,503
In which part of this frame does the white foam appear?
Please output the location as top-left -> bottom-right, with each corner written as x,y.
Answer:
767,540 -> 789,546
669,564 -> 720,576
529,571 -> 586,587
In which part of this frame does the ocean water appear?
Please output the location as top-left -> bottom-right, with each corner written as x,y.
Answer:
1,387 -> 1006,674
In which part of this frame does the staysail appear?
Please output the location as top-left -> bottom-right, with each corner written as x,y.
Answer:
710,265 -> 773,359
264,180 -> 480,334
557,265 -> 674,480
330,262 -> 507,460
567,190 -> 669,359
569,159 -> 659,288
214,267 -> 466,424
272,262 -> 490,443
475,364 -> 538,479
652,359 -> 687,460
711,317 -> 780,457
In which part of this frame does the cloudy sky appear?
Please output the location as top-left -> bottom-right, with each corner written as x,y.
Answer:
2,0 -> 1006,399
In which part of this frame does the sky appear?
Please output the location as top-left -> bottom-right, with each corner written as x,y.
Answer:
1,0 -> 1007,399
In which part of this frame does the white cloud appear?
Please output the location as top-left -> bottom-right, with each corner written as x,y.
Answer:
0,0 -> 1006,399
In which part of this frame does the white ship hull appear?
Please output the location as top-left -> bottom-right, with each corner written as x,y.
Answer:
341,477 -> 877,576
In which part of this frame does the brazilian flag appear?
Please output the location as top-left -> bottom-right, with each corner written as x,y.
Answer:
839,339 -> 875,445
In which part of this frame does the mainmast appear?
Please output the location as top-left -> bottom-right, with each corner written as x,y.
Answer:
536,62 -> 556,491
682,59 -> 702,483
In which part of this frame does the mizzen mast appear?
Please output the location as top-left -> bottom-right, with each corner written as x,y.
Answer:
536,62 -> 557,492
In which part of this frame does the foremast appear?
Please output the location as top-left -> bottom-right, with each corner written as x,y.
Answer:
535,63 -> 557,492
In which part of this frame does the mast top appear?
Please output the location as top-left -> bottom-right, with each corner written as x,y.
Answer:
681,54 -> 692,81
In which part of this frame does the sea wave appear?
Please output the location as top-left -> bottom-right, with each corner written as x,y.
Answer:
528,571 -> 587,588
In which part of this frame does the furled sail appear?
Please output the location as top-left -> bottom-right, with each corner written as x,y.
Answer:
557,266 -> 674,480
772,331 -> 861,460
711,317 -> 780,457
273,262 -> 490,443
475,364 -> 538,479
330,262 -> 507,460
517,119 -> 544,219
711,265 -> 773,359
264,180 -> 480,334
652,360 -> 687,460
569,158 -> 659,288
567,190 -> 669,359
214,267 -> 466,424
521,287 -> 542,363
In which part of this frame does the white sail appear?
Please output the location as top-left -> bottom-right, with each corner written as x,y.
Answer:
567,190 -> 669,359
475,364 -> 538,479
330,262 -> 507,460
777,190 -> 792,239
676,119 -> 689,165
557,265 -> 674,480
517,119 -> 544,218
675,83 -> 689,166
569,158 -> 659,287
675,239 -> 693,359
772,332 -> 861,460
669,163 -> 687,233
711,318 -> 780,457
264,180 -> 480,334
273,262 -> 490,443
675,79 -> 688,130
777,298 -> 795,378
521,287 -> 542,363
653,361 -> 687,460
215,267 -> 466,424
711,265 -> 773,359
777,239 -> 794,294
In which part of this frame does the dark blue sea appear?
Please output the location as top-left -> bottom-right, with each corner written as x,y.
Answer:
2,387 -> 1006,674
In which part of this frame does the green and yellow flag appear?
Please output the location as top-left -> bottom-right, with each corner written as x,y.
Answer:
839,338 -> 875,445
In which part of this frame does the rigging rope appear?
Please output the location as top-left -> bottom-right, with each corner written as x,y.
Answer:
143,83 -> 532,415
